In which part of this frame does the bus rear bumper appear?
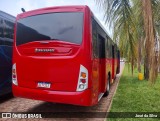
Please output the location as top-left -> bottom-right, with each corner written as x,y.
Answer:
12,85 -> 94,106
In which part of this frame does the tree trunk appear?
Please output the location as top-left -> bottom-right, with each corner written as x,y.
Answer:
138,37 -> 142,73
142,0 -> 157,82
144,56 -> 149,79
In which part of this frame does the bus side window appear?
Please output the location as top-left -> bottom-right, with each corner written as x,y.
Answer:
107,38 -> 112,58
115,45 -> 117,59
0,17 -> 4,45
92,18 -> 98,58
98,34 -> 105,58
112,45 -> 114,58
4,20 -> 14,46
105,37 -> 109,58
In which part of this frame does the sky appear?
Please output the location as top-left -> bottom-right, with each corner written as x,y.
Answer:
0,0 -> 112,37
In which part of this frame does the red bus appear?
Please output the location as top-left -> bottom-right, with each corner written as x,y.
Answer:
12,5 -> 120,106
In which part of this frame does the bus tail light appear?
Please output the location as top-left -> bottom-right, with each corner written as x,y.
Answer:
76,65 -> 88,91
12,63 -> 18,85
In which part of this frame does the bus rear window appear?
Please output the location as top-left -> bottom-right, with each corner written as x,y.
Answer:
16,12 -> 83,45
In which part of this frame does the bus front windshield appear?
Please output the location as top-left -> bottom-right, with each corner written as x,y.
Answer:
16,12 -> 83,45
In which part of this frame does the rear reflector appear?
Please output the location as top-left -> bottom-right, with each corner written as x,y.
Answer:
76,65 -> 88,91
12,63 -> 18,86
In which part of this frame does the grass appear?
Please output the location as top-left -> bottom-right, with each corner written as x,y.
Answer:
107,64 -> 160,121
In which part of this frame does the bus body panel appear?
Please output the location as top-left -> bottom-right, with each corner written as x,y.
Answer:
13,5 -> 119,106
91,15 -> 113,95
13,6 -> 95,106
13,85 -> 93,106
14,42 -> 86,91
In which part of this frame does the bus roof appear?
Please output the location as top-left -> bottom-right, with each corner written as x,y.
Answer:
17,5 -> 89,19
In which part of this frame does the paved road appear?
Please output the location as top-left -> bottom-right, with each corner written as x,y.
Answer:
0,62 -> 125,121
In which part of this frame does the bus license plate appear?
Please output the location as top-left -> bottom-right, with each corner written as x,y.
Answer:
37,82 -> 51,88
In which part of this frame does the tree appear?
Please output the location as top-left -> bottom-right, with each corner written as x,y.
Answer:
142,0 -> 157,82
96,0 -> 137,75
95,0 -> 160,82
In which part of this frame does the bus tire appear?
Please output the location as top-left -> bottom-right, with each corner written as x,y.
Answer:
103,76 -> 110,97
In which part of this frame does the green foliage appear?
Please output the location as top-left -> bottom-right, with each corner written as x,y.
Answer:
95,0 -> 160,81
107,65 -> 160,121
